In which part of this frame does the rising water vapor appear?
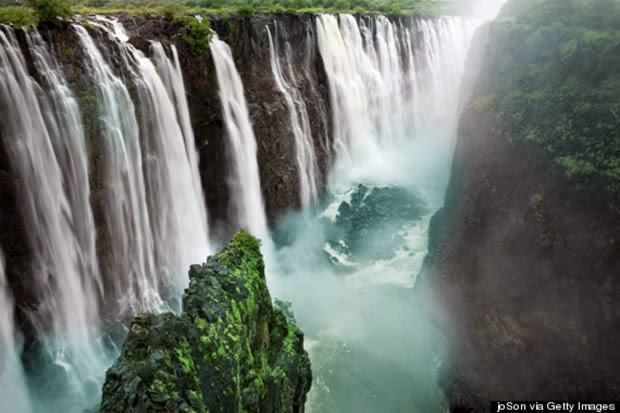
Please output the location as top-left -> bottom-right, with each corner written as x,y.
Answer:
271,14 -> 483,412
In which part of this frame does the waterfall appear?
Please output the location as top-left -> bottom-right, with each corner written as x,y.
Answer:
316,14 -> 478,183
209,34 -> 270,243
267,24 -> 319,210
74,24 -> 163,313
26,30 -> 102,301
0,26 -> 108,407
407,17 -> 479,130
316,14 -> 381,172
0,251 -> 32,413
93,16 -> 211,291
75,17 -> 212,314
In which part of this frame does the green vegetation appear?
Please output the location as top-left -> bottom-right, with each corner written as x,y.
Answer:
25,0 -> 72,25
175,14 -> 212,56
472,0 -> 620,210
0,6 -> 37,27
100,230 -> 311,413
0,0 -> 441,27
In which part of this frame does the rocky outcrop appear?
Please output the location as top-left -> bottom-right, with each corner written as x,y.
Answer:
425,1 -> 620,410
99,230 -> 311,413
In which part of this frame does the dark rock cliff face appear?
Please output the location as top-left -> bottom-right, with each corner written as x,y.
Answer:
425,4 -> 620,410
99,230 -> 311,413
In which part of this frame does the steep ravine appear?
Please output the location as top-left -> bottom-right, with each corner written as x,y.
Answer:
0,11 -> 488,412
424,1 -> 620,410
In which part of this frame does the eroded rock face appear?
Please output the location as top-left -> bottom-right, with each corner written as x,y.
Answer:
99,230 -> 311,413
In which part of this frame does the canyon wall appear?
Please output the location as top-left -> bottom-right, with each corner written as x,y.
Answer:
424,1 -> 620,410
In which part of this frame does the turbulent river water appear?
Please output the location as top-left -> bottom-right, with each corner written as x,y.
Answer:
0,8 -> 500,412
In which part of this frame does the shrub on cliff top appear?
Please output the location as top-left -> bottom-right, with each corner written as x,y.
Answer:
0,6 -> 37,27
173,14 -> 212,57
237,4 -> 255,17
24,0 -> 72,26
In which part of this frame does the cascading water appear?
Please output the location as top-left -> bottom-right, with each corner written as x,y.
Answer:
90,16 -> 212,297
0,26 -> 108,410
75,18 -> 211,314
209,34 -> 270,243
407,17 -> 479,129
0,19 -> 212,412
267,24 -> 319,210
271,14 -> 484,412
74,24 -> 162,314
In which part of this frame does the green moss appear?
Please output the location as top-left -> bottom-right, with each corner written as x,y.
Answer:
177,338 -> 196,373
101,230 -> 310,413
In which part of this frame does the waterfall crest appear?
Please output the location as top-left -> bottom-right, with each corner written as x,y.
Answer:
0,26 -> 108,408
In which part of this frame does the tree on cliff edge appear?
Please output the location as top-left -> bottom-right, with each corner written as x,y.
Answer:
25,0 -> 72,26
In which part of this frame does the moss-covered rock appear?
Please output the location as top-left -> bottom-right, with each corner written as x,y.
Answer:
99,230 -> 311,413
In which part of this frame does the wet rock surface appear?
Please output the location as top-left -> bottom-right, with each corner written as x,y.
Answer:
99,230 -> 311,413
328,184 -> 427,264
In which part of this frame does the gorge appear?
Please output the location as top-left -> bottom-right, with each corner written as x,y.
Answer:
0,0 -> 619,411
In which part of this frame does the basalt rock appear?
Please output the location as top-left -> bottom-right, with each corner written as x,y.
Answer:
99,230 -> 311,413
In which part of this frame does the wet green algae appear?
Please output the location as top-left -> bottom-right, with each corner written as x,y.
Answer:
99,230 -> 311,413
